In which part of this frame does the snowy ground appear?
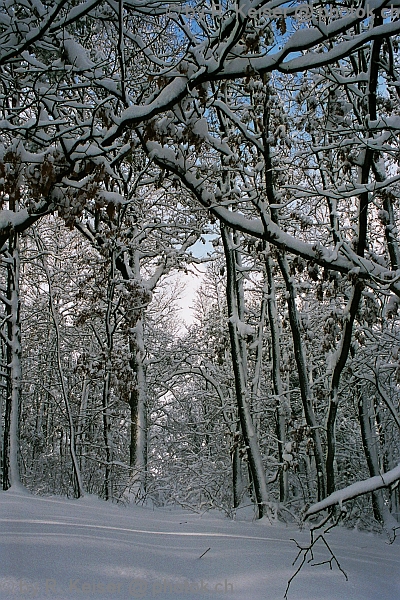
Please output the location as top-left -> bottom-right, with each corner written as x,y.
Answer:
1,489 -> 399,600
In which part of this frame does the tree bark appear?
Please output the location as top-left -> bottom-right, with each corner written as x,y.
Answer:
358,394 -> 386,523
128,315 -> 148,496
277,251 -> 326,501
2,231 -> 22,490
221,224 -> 272,519
36,230 -> 84,498
326,283 -> 362,495
265,251 -> 288,502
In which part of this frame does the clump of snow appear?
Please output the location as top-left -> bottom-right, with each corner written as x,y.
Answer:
63,36 -> 95,71
0,209 -> 30,230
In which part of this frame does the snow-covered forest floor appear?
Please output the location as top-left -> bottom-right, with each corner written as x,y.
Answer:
1,489 -> 399,600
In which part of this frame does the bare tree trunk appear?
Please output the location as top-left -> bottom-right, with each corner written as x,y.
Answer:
101,252 -> 117,501
77,376 -> 90,473
265,251 -> 288,502
232,427 -> 243,509
35,231 -> 84,498
221,224 -> 272,519
128,314 -> 148,497
277,251 -> 326,501
102,371 -> 113,501
358,393 -> 387,524
326,283 -> 362,495
2,231 -> 22,490
259,85 -> 324,501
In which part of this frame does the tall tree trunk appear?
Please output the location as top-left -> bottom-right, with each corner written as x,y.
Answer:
326,283 -> 362,495
2,231 -> 22,490
358,394 -> 387,524
277,251 -> 326,501
77,376 -> 90,472
260,85 -> 324,501
128,315 -> 148,497
101,371 -> 113,501
232,426 -> 244,509
35,231 -> 84,498
221,224 -> 272,519
265,251 -> 288,502
101,252 -> 116,501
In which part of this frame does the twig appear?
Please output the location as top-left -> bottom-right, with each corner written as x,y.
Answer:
284,511 -> 348,598
198,547 -> 211,559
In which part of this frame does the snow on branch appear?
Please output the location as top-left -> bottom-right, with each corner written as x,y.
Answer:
102,78 -> 189,146
305,463 -> 400,518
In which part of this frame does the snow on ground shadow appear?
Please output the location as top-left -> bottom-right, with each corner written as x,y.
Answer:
1,489 -> 399,600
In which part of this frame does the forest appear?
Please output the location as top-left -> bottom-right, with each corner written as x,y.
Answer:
0,0 -> 400,535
